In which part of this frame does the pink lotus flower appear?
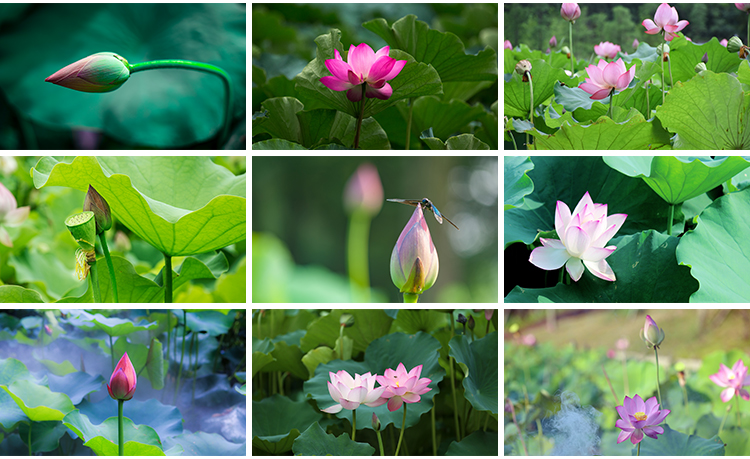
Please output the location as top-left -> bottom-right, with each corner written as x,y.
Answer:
595,41 -> 622,59
721,38 -> 729,47
45,52 -> 131,93
616,394 -> 670,445
579,58 -> 635,100
642,3 -> 689,42
561,3 -> 581,22
529,192 -> 627,282
107,353 -> 137,401
321,370 -> 387,413
0,181 -> 30,248
376,363 -> 432,411
709,360 -> 750,402
504,40 -> 513,50
737,3 -> 750,12
320,43 -> 407,102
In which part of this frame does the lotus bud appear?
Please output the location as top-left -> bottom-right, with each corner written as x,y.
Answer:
467,315 -> 475,330
339,313 -> 355,328
45,52 -> 130,93
701,53 -> 708,63
632,39 -> 640,49
107,352 -> 137,401
640,314 -> 665,349
549,36 -> 557,48
372,413 -> 381,430
728,36 -> 744,54
515,60 -> 532,76
694,62 -> 707,73
457,313 -> 467,325
65,211 -> 97,251
83,185 -> 112,234
561,46 -> 571,58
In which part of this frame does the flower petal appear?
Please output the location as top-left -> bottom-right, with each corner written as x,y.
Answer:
565,257 -> 585,281
320,76 -> 353,92
366,82 -> 393,100
326,58 -> 353,82
529,244 -> 570,271
368,56 -> 396,82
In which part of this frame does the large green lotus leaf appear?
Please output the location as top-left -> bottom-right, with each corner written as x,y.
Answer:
445,430 -> 499,456
63,410 -> 164,456
31,156 -> 246,256
0,285 -> 43,303
292,422 -> 375,456
294,29 -> 443,120
252,394 -> 323,454
304,332 -> 444,432
46,372 -> 104,405
0,358 -> 33,431
165,431 -> 243,456
421,133 -> 490,150
449,333 -> 498,413
261,340 -> 308,381
504,156 -> 534,210
656,71 -> 750,149
363,15 -> 497,83
64,310 -> 157,336
527,110 -> 672,149
299,310 -> 393,355
504,156 -> 675,248
506,230 -> 699,302
505,59 -> 577,118
637,424 -> 724,456
0,4 -> 245,148
1,380 -> 75,422
676,188 -> 750,302
390,309 -> 449,334
395,96 -> 487,141
669,36 -> 742,85
604,156 -> 750,204
184,310 -> 235,336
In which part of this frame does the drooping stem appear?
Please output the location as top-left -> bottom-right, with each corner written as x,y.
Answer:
129,60 -> 233,145
99,232 -> 118,302
569,21 -> 574,74
353,84 -> 367,149
163,253 -> 173,303
654,347 -> 663,407
394,403 -> 407,456
508,398 -> 528,456
601,364 -> 620,406
405,98 -> 413,149
352,409 -> 357,441
118,399 -> 124,456
667,204 -> 674,236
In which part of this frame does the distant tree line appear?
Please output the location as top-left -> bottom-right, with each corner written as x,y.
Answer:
504,3 -> 745,56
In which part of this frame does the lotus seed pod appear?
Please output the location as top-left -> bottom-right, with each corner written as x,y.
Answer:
65,211 -> 97,251
728,36 -> 744,54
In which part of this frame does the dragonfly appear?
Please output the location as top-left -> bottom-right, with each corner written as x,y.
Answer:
387,198 -> 459,230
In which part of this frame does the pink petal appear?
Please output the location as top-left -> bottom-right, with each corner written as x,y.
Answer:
529,245 -> 570,271
382,59 -> 406,81
4,207 -> 29,225
349,43 -> 376,78
366,82 -> 393,100
642,19 -> 661,34
347,87 -> 364,102
623,395 -> 636,414
327,380 -> 342,402
721,387 -> 735,403
644,396 -> 658,415
584,259 -> 616,281
653,3 -> 674,27
320,76 -> 353,92
564,226 -> 591,257
321,404 -> 343,413
387,396 -> 403,411
616,405 -> 630,423
581,246 -> 614,262
739,389 -> 750,401
402,393 -> 420,403
0,226 -> 12,248
347,70 -> 361,86
630,429 -> 644,444
340,398 -> 361,410
616,430 -> 632,444
368,56 -> 396,82
326,58 -> 353,82
555,200 -> 572,236
374,46 -> 390,60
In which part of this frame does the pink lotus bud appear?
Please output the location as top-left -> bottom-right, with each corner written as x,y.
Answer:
504,40 -> 513,50
343,163 -> 383,216
737,3 -> 750,12
633,39 -> 640,49
390,205 -> 439,294
372,413 -> 381,430
107,352 -> 137,401
44,325 -> 52,336
640,315 -> 665,349
45,52 -> 131,93
561,3 -> 581,22
549,35 -> 557,48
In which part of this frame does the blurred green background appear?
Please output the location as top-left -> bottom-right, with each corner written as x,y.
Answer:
251,156 -> 498,303
504,3 -> 744,54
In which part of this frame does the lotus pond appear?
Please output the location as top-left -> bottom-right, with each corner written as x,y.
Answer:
0,308 -> 246,455
252,309 -> 498,455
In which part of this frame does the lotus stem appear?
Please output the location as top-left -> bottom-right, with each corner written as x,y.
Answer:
719,404 -> 731,436
432,401 -> 438,454
667,204 -> 674,235
569,21 -> 574,74
450,319 -> 461,441
174,310 -> 187,404
608,89 -> 614,119
637,441 -> 640,456
118,399 -> 124,456
405,98 -> 413,150
354,84 -> 367,149
508,398 -> 528,456
352,409 -> 357,441
747,13 -> 749,49
89,258 -> 101,303
654,347 -> 663,407
376,425 -> 385,456
129,60 -> 233,145
163,253 -> 173,303
394,403 -> 407,456
737,395 -> 741,428
602,364 -> 620,406
99,232 -> 118,302
403,292 -> 418,303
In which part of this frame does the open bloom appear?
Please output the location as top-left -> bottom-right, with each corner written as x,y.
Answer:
642,3 -> 689,42
579,58 -> 635,100
594,41 -> 622,60
0,181 -> 30,248
561,3 -> 581,22
107,352 -> 137,401
640,315 -> 665,349
709,360 -> 750,402
321,370 -> 387,414
390,205 -> 439,294
45,52 -> 130,93
529,191 -> 627,282
376,363 -> 432,411
616,395 -> 670,444
320,43 -> 406,102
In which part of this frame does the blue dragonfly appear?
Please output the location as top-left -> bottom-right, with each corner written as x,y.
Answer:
387,198 -> 459,230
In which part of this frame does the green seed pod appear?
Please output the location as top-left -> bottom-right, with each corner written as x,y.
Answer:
694,62 -> 707,73
728,36 -> 744,54
65,211 -> 97,251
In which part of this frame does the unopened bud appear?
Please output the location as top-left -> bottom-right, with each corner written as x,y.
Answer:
457,313 -> 467,325
468,315 -> 475,330
561,46 -> 571,58
372,413 -> 380,430
677,370 -> 686,387
515,60 -> 532,77
83,185 -> 112,234
701,53 -> 708,63
339,313 -> 355,328
694,62 -> 707,73
728,36 -> 744,54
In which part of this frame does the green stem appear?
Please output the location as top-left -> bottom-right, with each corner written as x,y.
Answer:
569,21 -> 574,74
403,292 -> 419,303
28,421 -> 32,455
450,319 -> 461,441
405,98 -> 413,149
109,335 -> 115,371
608,89 -> 614,119
681,382 -> 689,414
99,232 -> 118,302
661,34 -> 666,104
376,426 -> 385,456
90,259 -> 101,303
395,403 -> 407,456
719,404 -> 730,437
654,347 -> 663,407
637,441 -> 640,456
353,84 -> 367,149
667,204 -> 674,236
747,13 -> 749,50
645,81 -> 650,116
338,324 -> 344,359
129,60 -> 233,145
352,409 -> 357,441
431,400 -> 437,455
118,399 -> 124,456
347,210 -> 371,302
737,394 -> 741,428
163,253 -> 173,303
174,310 -> 186,404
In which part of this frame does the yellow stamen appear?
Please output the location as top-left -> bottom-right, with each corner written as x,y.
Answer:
634,412 -> 647,421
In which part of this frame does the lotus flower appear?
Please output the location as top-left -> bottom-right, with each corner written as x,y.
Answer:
642,3 -> 689,42
579,58 -> 635,100
321,370 -> 387,414
45,52 -> 131,93
594,41 -> 622,59
616,394 -> 670,444
737,3 -> 750,12
504,40 -> 513,50
376,363 -> 432,411
640,315 -> 666,349
107,353 -> 137,401
709,360 -> 750,402
0,181 -> 30,248
529,191 -> 627,282
390,204 -> 439,294
561,3 -> 581,22
320,43 -> 407,102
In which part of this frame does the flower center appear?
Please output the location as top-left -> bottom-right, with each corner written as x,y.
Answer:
728,372 -> 736,380
634,412 -> 647,421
